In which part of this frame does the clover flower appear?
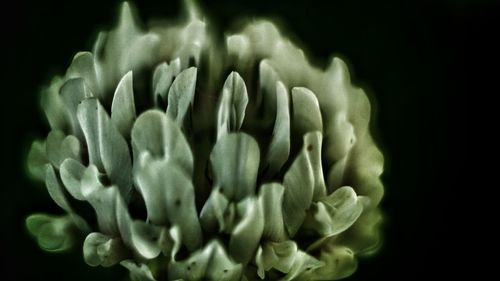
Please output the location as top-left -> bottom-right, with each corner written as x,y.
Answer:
26,2 -> 384,280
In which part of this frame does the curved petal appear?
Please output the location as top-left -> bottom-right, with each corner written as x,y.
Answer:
26,213 -> 75,252
77,98 -> 132,200
27,140 -> 48,181
210,133 -> 260,201
59,158 -> 86,200
229,197 -> 264,264
216,71 -> 248,139
131,110 -> 194,175
121,260 -> 157,281
166,67 -> 197,125
83,232 -> 128,267
60,78 -> 93,138
152,62 -> 174,106
65,52 -> 99,97
309,245 -> 357,280
264,81 -> 290,177
291,87 -> 323,135
282,132 -> 325,237
258,183 -> 287,242
80,165 -> 120,235
111,71 -> 136,139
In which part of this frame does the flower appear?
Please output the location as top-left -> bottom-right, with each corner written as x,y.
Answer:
26,1 -> 384,280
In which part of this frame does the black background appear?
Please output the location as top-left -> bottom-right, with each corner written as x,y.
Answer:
2,0 -> 486,280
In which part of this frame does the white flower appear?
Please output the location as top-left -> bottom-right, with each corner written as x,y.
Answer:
26,1 -> 384,280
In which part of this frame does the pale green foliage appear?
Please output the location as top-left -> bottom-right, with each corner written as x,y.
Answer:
26,1 -> 384,280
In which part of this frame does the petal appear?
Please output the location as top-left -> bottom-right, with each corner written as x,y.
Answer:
40,76 -> 69,130
26,213 -> 74,252
46,130 -> 81,168
199,188 -> 230,233
216,71 -> 248,139
134,155 -> 202,251
77,98 -> 132,200
111,71 -> 136,139
255,240 -> 297,278
258,60 -> 280,118
59,158 -> 86,200
65,52 -> 100,97
131,110 -> 194,175
279,251 -> 324,281
206,241 -> 243,281
60,78 -> 93,138
291,87 -> 323,135
45,164 -> 72,213
152,62 -> 174,106
258,183 -> 288,242
83,232 -> 128,267
27,140 -> 48,181
229,197 -> 264,264
121,260 -> 157,281
282,132 -> 322,237
309,245 -> 357,280
263,81 -> 290,177
166,67 -> 197,126
80,165 -> 120,235
209,133 -> 260,201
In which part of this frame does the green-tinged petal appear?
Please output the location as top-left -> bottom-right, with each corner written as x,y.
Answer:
46,130 -> 81,168
314,186 -> 364,237
282,133 -> 321,237
206,241 -> 243,281
163,165 -> 202,251
27,140 -> 48,181
210,133 -> 260,201
216,71 -> 248,139
26,213 -> 75,252
258,183 -> 287,241
264,81 -> 290,177
199,188 -> 230,233
80,165 -> 120,235
168,241 -> 212,280
229,197 -> 264,264
258,60 -> 280,118
83,232 -> 128,267
309,244 -> 357,280
131,110 -> 194,175
307,132 -> 327,200
111,71 -> 136,139
280,251 -> 324,281
66,52 -> 99,97
255,240 -> 297,278
60,78 -> 93,138
121,260 -> 157,281
135,153 -> 202,251
59,158 -> 86,200
45,164 -> 72,213
166,67 -> 197,125
152,62 -> 174,106
291,87 -> 323,135
77,98 -> 132,200
40,76 -> 68,130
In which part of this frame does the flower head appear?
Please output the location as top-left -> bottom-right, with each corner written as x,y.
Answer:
26,1 -> 384,280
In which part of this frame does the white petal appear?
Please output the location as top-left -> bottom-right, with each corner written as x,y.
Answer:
291,87 -> 323,135
229,197 -> 264,264
83,232 -> 127,267
59,158 -> 86,200
216,71 -> 248,139
111,71 -> 136,139
264,81 -> 290,177
258,183 -> 288,241
209,133 -> 260,201
166,67 -> 197,125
